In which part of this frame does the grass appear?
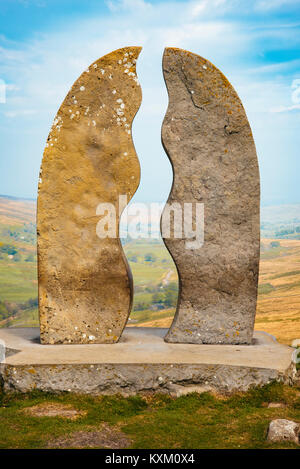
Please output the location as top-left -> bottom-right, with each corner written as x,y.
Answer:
129,308 -> 175,324
254,238 -> 300,344
0,260 -> 37,303
260,246 -> 290,260
270,269 -> 300,280
4,307 -> 38,327
0,382 -> 299,449
258,283 -> 275,295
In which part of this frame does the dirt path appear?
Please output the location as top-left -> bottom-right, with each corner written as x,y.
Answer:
162,269 -> 174,286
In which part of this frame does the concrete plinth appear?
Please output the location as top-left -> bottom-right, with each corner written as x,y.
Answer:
0,328 -> 297,396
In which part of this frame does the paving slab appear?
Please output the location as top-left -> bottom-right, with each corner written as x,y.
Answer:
0,328 -> 297,395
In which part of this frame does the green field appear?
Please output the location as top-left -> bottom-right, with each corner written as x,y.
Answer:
123,238 -> 177,323
0,261 -> 37,303
0,213 -> 38,326
0,382 -> 299,449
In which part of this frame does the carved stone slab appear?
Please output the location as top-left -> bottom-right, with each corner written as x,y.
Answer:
37,47 -> 141,344
162,47 -> 260,345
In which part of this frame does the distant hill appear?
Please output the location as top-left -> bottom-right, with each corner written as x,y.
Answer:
0,195 -> 299,227
261,204 -> 300,239
261,204 -> 300,223
0,195 -> 36,226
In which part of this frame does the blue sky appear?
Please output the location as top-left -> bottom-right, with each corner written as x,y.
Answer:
0,0 -> 300,206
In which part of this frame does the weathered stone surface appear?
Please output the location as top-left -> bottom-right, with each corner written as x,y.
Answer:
0,328 -> 296,395
37,47 -> 141,344
267,419 -> 299,444
162,48 -> 260,345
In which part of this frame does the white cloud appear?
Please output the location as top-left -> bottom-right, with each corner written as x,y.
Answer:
0,0 -> 299,203
270,104 -> 300,113
0,1 -> 249,125
247,59 -> 300,75
255,0 -> 300,11
189,0 -> 230,18
3,109 -> 37,118
106,0 -> 152,11
5,84 -> 20,91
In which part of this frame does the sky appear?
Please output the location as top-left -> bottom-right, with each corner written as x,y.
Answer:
0,0 -> 299,206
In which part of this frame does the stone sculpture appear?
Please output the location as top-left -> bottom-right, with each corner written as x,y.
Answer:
162,47 -> 260,345
38,45 -> 260,347
37,47 -> 141,344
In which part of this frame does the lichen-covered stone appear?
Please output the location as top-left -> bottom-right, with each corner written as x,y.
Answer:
267,419 -> 299,444
1,362 -> 289,396
162,47 -> 260,345
37,47 -> 142,344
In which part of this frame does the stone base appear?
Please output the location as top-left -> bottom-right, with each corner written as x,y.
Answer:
0,327 -> 297,396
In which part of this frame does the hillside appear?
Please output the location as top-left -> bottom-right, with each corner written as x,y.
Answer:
261,204 -> 300,224
261,204 -> 300,239
0,195 -> 36,226
138,238 -> 300,345
0,195 -> 299,344
256,238 -> 300,343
